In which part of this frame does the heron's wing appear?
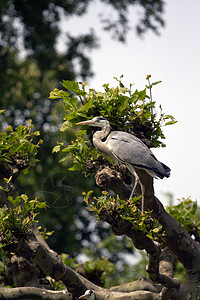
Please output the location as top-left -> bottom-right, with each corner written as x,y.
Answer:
107,131 -> 170,178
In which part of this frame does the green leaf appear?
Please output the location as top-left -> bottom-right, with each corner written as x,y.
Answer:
66,111 -> 78,121
62,80 -> 87,97
34,131 -> 40,136
36,202 -> 47,209
77,130 -> 87,136
21,194 -> 28,201
68,164 -> 81,171
152,226 -> 161,233
165,120 -> 178,126
70,96 -> 78,110
77,112 -> 88,118
52,145 -> 61,153
57,90 -> 70,99
150,81 -> 162,88
118,98 -> 129,113
8,196 -> 20,207
62,80 -> 79,92
59,156 -> 68,163
60,121 -> 70,132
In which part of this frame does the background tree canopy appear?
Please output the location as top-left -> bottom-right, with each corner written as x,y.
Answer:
0,0 -> 166,255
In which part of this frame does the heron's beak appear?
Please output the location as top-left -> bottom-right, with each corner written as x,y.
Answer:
79,295 -> 89,299
76,120 -> 94,126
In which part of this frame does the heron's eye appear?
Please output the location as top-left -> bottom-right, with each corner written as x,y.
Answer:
97,117 -> 106,121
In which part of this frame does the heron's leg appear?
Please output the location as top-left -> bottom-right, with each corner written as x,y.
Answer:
129,171 -> 140,200
129,171 -> 145,214
139,182 -> 145,214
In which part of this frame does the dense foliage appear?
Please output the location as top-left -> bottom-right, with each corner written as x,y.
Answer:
50,75 -> 177,173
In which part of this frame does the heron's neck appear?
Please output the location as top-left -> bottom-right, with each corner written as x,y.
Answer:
93,124 -> 111,154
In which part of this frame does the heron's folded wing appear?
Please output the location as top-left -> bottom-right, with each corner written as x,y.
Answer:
107,132 -> 153,166
107,131 -> 169,178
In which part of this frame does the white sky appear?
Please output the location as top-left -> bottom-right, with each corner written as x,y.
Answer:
60,0 -> 200,205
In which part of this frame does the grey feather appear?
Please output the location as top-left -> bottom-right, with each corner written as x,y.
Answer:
107,131 -> 170,179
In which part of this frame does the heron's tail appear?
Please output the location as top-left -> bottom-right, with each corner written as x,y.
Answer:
160,162 -> 171,178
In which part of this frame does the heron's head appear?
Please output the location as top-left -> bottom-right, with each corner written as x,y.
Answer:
76,116 -> 110,129
79,290 -> 95,299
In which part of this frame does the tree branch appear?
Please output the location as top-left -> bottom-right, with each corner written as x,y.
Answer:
25,230 -> 101,298
99,203 -> 180,292
85,289 -> 162,299
147,246 -> 180,290
0,287 -> 73,300
96,165 -> 200,281
126,168 -> 200,298
2,162 -> 200,299
95,166 -> 132,200
109,277 -> 162,293
92,165 -> 200,298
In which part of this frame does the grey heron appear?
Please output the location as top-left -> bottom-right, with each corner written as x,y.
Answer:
76,116 -> 170,213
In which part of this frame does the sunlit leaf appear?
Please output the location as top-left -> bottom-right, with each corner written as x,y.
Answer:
52,145 -> 61,153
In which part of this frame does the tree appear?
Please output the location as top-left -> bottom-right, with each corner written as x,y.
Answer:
0,0 -> 165,102
0,0 -> 166,131
1,76 -> 200,299
0,0 -> 166,255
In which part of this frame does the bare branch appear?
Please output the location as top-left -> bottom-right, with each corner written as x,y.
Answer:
25,230 -> 101,298
92,289 -> 161,299
109,277 -> 162,293
80,288 -> 162,299
0,287 -> 73,300
147,246 -> 180,290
